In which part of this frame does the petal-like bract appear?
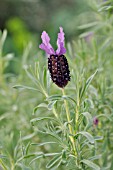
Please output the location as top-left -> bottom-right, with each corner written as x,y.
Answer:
39,27 -> 66,56
39,31 -> 55,55
56,27 -> 66,55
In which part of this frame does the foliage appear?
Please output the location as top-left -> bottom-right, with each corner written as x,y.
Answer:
6,17 -> 32,53
1,0 -> 113,170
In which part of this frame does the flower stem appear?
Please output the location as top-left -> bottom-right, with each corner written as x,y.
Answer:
62,88 -> 76,154
75,101 -> 79,132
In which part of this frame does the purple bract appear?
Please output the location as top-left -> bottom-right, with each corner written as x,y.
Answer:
39,27 -> 66,56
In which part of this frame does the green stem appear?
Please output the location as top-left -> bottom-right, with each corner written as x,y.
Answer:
0,159 -> 8,170
75,101 -> 79,133
75,72 -> 80,133
62,88 -> 76,154
52,106 -> 58,118
40,86 -> 58,118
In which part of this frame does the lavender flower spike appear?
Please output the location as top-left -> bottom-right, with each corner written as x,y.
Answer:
39,31 -> 55,55
39,27 -> 70,88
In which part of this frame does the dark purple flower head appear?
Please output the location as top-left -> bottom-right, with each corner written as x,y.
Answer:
39,27 -> 66,56
93,117 -> 99,126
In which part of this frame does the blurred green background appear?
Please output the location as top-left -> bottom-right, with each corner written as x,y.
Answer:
1,0 -> 113,169
0,0 -> 95,77
0,0 -> 90,53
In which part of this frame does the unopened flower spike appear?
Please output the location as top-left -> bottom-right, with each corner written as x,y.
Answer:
39,27 -> 70,88
93,117 -> 99,126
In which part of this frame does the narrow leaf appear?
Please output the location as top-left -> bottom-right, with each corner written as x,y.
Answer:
80,159 -> 100,170
76,131 -> 94,144
30,117 -> 59,125
13,85 -> 40,92
33,103 -> 48,114
80,70 -> 98,99
85,70 -> 98,90
46,154 -> 62,169
47,95 -> 62,101
31,141 -> 57,146
48,101 -> 56,110
78,22 -> 98,29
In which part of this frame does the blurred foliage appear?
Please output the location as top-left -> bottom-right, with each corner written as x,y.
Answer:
0,0 -> 89,43
6,17 -> 32,53
1,0 -> 113,170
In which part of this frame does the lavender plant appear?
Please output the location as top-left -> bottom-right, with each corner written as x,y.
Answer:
1,1 -> 113,170
16,27 -> 101,170
12,17 -> 113,168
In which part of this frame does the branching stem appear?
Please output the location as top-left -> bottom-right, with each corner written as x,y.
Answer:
62,88 -> 76,154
